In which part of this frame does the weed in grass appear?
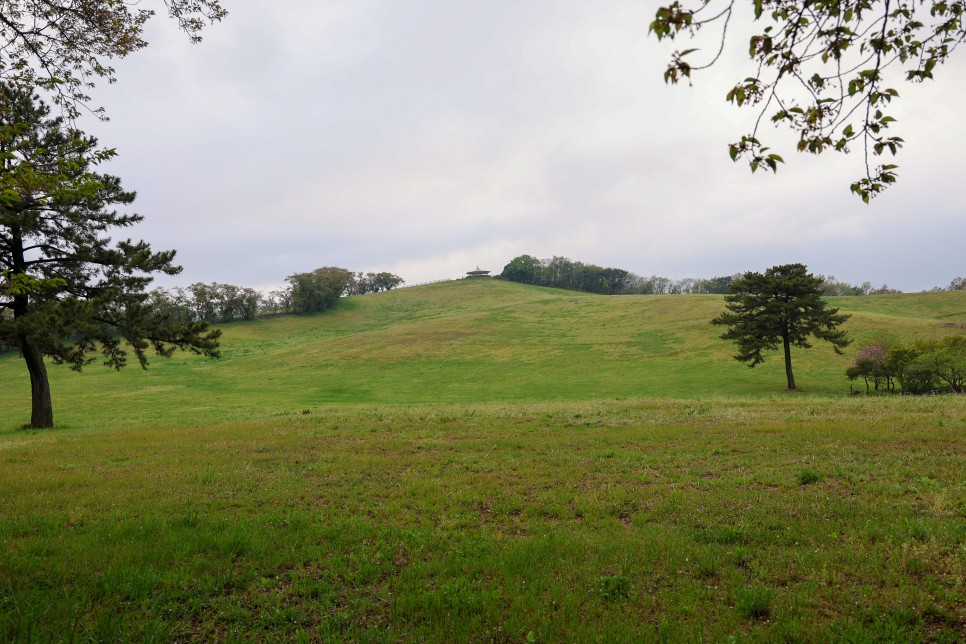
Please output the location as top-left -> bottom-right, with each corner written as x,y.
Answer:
771,618 -> 806,644
832,605 -> 926,641
730,547 -> 757,573
594,574 -> 631,602
798,469 -> 822,485
695,526 -> 745,546
735,585 -> 774,620
904,519 -> 932,542
694,555 -> 722,581
922,603 -> 956,625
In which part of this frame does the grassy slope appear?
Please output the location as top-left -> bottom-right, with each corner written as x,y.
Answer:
1,280 -> 964,431
0,282 -> 964,640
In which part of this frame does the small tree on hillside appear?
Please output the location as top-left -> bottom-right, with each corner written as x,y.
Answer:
885,343 -> 932,394
918,337 -> 966,393
712,263 -> 850,389
0,84 -> 220,428
287,267 -> 354,313
500,255 -> 542,285
371,272 -> 405,292
846,343 -> 892,392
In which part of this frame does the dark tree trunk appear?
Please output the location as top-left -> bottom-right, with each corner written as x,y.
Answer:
21,340 -> 53,428
783,335 -> 796,390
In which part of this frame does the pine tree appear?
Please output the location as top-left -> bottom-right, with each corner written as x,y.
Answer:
712,263 -> 850,389
0,84 -> 220,428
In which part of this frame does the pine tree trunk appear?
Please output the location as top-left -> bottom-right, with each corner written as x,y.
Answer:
21,341 -> 53,428
783,335 -> 796,390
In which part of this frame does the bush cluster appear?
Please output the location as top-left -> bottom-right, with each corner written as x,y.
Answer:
846,336 -> 966,394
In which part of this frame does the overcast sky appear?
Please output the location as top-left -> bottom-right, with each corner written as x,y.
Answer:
86,0 -> 966,292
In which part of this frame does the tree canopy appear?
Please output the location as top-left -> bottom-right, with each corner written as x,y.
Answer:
0,0 -> 227,117
712,263 -> 850,389
650,0 -> 965,201
0,83 -> 220,428
286,267 -> 356,314
348,271 -> 406,295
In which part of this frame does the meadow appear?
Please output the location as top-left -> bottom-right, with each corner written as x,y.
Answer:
0,280 -> 964,640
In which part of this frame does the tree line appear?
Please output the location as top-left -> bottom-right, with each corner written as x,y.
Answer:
145,269 -> 405,324
498,255 -> 929,297
930,277 -> 966,293
499,254 -> 737,295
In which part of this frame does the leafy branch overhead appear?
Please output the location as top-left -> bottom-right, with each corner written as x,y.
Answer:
0,0 -> 227,118
650,0 -> 965,201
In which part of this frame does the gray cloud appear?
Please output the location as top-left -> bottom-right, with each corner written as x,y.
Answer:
84,0 -> 966,293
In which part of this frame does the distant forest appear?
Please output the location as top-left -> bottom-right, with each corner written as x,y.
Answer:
498,254 -> 964,298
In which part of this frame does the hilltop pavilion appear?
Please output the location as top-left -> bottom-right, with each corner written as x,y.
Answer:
465,267 -> 491,278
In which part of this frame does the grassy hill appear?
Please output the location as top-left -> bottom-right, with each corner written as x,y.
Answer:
1,281 -> 964,640
1,279 -> 965,431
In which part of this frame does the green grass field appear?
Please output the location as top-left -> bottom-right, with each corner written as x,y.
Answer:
1,280 -> 964,641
